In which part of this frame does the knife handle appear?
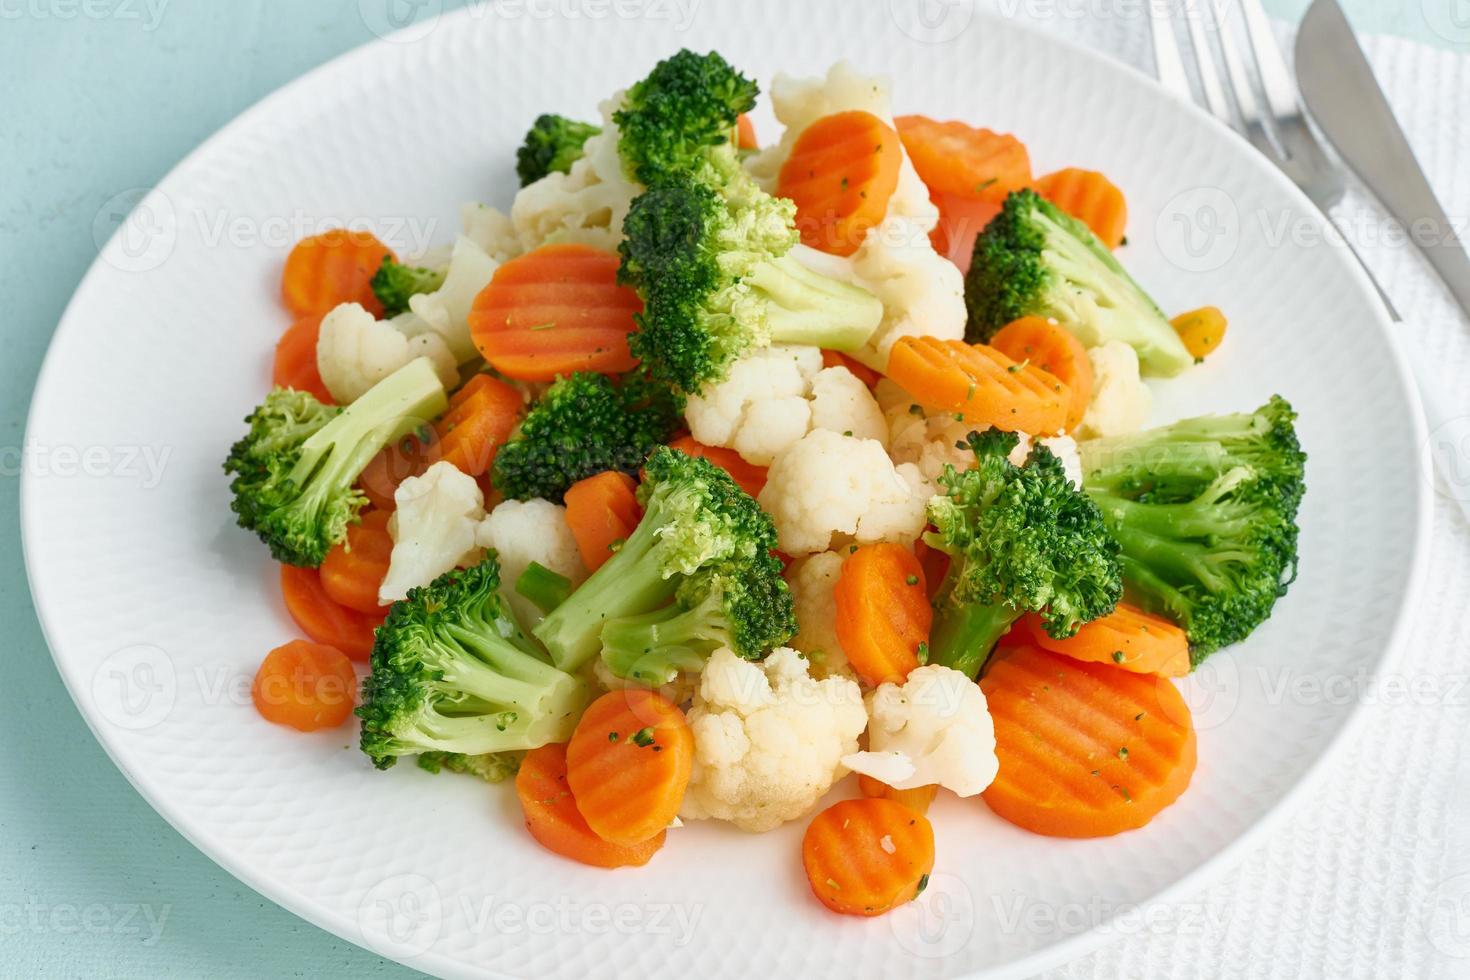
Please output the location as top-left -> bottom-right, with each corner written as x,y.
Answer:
1394,328 -> 1470,524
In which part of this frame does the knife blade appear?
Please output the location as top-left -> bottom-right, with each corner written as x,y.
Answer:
1296,0 -> 1470,321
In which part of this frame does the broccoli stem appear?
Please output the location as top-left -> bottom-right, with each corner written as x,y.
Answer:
929,569 -> 1024,681
599,601 -> 719,686
515,562 -> 574,616
747,252 -> 884,352
531,511 -> 681,672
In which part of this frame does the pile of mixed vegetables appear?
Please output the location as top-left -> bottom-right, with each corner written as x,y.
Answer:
227,50 -> 1305,917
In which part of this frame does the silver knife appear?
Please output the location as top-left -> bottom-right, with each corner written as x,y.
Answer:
1296,0 -> 1470,320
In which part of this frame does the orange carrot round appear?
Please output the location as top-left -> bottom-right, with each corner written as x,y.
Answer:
777,110 -> 902,257
1020,604 -> 1190,678
469,243 -> 641,381
279,564 -> 385,662
980,644 -> 1197,838
565,690 -> 694,847
802,798 -> 936,917
516,743 -> 666,868
1036,168 -> 1128,250
912,537 -> 950,602
319,510 -> 394,615
252,639 -> 357,732
563,470 -> 642,572
1171,306 -> 1228,360
989,316 -> 1094,433
434,374 -> 524,478
930,191 -> 1003,273
272,312 -> 334,404
666,435 -> 768,499
887,336 -> 1071,436
358,434 -> 434,512
281,229 -> 393,318
895,116 -> 1032,200
736,113 -> 758,151
833,543 -> 931,686
857,774 -> 940,816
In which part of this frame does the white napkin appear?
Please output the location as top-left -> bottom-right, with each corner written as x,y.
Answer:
982,13 -> 1470,978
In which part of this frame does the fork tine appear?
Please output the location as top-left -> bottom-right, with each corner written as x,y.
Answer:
1182,0 -> 1234,123
1149,3 -> 1194,99
1212,2 -> 1278,156
1237,0 -> 1301,121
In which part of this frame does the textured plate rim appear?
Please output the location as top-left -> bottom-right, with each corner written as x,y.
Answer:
20,7 -> 1433,978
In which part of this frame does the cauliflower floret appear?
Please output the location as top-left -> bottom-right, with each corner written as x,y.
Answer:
684,346 -> 887,466
681,647 -> 866,832
758,429 -> 931,556
841,665 -> 999,797
476,498 -> 587,627
511,95 -> 638,252
460,203 -> 522,264
784,551 -> 851,679
378,462 -> 486,603
1078,340 -> 1154,439
315,302 -> 459,404
403,235 -> 500,364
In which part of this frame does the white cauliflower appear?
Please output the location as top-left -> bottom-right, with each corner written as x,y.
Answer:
681,647 -> 866,832
684,346 -> 887,466
460,203 -> 522,264
378,462 -> 486,603
784,551 -> 850,678
758,429 -> 931,556
476,498 -> 587,627
1078,340 -> 1154,439
403,235 -> 500,364
841,665 -> 999,797
511,95 -> 638,252
315,302 -> 459,404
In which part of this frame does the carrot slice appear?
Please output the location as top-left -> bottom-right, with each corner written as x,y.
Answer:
517,743 -> 665,869
434,374 -> 523,478
989,316 -> 1094,433
912,537 -> 949,602
833,543 -> 931,686
1171,306 -> 1228,360
281,229 -> 393,318
895,116 -> 1032,201
319,510 -> 394,615
930,191 -> 1003,274
359,434 -> 435,512
802,798 -> 936,917
980,644 -> 1197,838
736,113 -> 758,151
1020,604 -> 1190,678
777,110 -> 902,257
666,435 -> 768,499
252,639 -> 357,732
563,471 -> 642,572
887,336 -> 1071,436
278,565 -> 385,662
820,349 -> 881,389
1036,168 -> 1128,250
469,243 -> 642,381
565,689 -> 694,847
272,312 -> 334,404
858,774 -> 940,816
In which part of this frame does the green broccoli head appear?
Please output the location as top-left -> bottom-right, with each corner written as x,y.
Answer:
613,49 -> 757,186
416,750 -> 522,783
1081,398 -> 1306,662
491,371 -> 681,503
370,256 -> 447,317
515,113 -> 602,186
926,428 -> 1123,678
532,446 -> 778,672
358,556 -> 589,770
600,551 -> 796,686
965,189 -> 1194,377
223,358 -> 447,566
619,172 -> 883,394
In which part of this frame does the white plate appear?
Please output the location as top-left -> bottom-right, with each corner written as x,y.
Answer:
22,3 -> 1430,977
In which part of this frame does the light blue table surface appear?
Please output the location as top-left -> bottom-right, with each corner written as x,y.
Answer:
0,2 -> 1458,976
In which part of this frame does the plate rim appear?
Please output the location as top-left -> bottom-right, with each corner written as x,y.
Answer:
20,7 -> 1434,978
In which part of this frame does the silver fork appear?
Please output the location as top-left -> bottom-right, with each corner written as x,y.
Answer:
1150,0 -> 1470,519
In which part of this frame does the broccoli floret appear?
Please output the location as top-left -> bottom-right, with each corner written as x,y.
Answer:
1080,397 -> 1306,662
491,371 -> 681,503
532,446 -> 778,672
224,358 -> 447,567
416,750 -> 522,783
358,556 -> 589,769
965,189 -> 1194,377
370,256 -> 447,317
613,49 -> 757,187
619,172 -> 884,394
600,551 -> 796,686
516,113 -> 602,186
927,429 -> 1123,679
